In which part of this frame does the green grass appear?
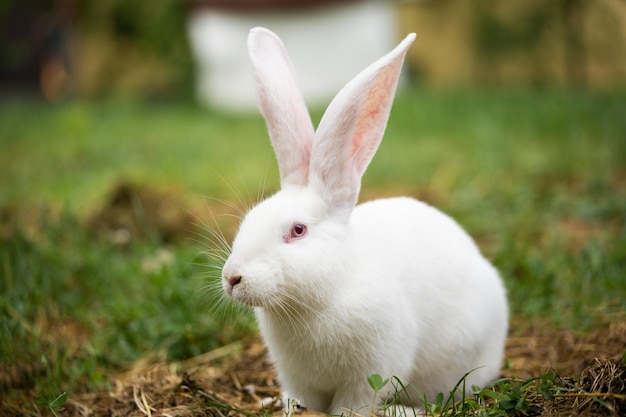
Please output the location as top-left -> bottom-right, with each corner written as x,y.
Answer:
369,365 -> 626,417
1,211 -> 254,404
1,88 -> 625,410
0,99 -> 274,215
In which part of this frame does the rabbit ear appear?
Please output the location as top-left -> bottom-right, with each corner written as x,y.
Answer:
248,27 -> 314,188
309,33 -> 416,217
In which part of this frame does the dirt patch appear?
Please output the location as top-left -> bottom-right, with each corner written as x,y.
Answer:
503,319 -> 626,380
63,341 -> 276,417
503,320 -> 626,416
574,355 -> 626,416
14,318 -> 616,417
86,181 -> 244,248
88,182 -> 197,245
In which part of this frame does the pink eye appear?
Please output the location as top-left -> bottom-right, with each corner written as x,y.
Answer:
289,223 -> 308,240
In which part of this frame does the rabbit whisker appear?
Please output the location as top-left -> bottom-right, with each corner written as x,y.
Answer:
265,289 -> 324,341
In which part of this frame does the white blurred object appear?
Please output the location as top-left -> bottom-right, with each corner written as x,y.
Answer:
187,1 -> 398,112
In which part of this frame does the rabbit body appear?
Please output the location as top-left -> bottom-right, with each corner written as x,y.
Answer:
222,28 -> 508,415
230,190 -> 506,414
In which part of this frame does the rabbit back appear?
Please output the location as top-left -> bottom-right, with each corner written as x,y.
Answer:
351,196 -> 508,399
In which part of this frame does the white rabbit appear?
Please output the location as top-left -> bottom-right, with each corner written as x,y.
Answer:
221,27 -> 508,415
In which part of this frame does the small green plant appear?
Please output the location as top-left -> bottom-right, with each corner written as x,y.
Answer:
367,373 -> 390,414
35,392 -> 68,417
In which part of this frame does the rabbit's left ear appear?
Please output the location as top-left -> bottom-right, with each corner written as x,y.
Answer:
309,33 -> 416,218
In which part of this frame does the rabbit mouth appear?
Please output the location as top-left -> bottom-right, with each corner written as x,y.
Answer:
226,282 -> 317,315
224,280 -> 270,308
226,289 -> 258,307
224,281 -> 255,305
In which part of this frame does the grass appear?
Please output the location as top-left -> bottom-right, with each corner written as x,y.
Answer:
0,99 -> 273,215
369,353 -> 626,417
1,88 -> 625,413
1,210 -> 254,406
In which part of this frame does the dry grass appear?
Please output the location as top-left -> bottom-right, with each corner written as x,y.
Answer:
3,318 -> 622,417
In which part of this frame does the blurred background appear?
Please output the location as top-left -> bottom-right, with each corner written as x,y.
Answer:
2,0 -> 625,105
1,1 -> 625,414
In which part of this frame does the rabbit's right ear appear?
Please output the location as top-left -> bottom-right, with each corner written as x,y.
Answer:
248,27 -> 314,188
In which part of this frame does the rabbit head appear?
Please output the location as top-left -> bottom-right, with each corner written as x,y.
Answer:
222,28 -> 415,311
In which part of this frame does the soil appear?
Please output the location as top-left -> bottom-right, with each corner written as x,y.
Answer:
87,182 -> 199,244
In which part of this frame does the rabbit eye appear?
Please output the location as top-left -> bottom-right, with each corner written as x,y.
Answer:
289,223 -> 308,240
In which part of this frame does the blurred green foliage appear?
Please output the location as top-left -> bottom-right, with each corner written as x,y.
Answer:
76,1 -> 188,53
73,0 -> 193,97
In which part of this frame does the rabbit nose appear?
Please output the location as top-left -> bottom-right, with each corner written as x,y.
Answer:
222,260 -> 243,291
228,275 -> 242,287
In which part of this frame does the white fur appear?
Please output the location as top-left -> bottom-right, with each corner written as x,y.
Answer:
221,28 -> 508,415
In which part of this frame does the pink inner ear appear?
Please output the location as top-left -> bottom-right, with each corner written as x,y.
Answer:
307,32 -> 414,215
350,63 -> 400,175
